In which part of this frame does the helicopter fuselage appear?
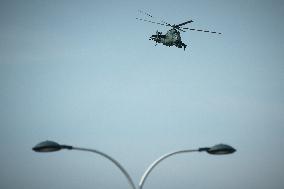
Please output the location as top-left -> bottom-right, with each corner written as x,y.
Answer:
150,29 -> 187,50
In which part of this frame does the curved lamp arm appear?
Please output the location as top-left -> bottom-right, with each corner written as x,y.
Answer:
139,149 -> 199,189
32,141 -> 136,189
72,147 -> 136,189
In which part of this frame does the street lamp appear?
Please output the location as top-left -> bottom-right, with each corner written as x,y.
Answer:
33,141 -> 236,189
33,140 -> 136,189
139,144 -> 236,189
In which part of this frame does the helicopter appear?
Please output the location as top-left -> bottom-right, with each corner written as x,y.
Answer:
136,11 -> 222,50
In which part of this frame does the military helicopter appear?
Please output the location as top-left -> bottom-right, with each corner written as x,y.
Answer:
136,11 -> 222,50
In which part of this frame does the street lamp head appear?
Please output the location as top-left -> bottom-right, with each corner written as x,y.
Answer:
206,144 -> 236,155
33,140 -> 63,152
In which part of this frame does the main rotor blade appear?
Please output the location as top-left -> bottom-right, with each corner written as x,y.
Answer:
138,10 -> 171,26
177,28 -> 186,32
176,20 -> 194,27
189,28 -> 221,34
160,20 -> 170,26
138,10 -> 153,18
136,18 -> 170,26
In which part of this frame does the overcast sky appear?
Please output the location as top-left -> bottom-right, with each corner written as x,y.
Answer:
0,0 -> 284,189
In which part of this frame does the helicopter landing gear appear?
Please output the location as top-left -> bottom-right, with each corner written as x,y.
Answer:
176,41 -> 187,51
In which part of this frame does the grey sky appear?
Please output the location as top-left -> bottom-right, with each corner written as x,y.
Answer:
0,0 -> 284,189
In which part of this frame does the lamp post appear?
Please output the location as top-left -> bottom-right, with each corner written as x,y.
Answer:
138,144 -> 236,189
32,140 -> 136,189
33,141 -> 236,189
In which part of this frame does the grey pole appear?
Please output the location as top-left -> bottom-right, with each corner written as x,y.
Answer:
139,149 -> 199,189
72,147 -> 137,189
